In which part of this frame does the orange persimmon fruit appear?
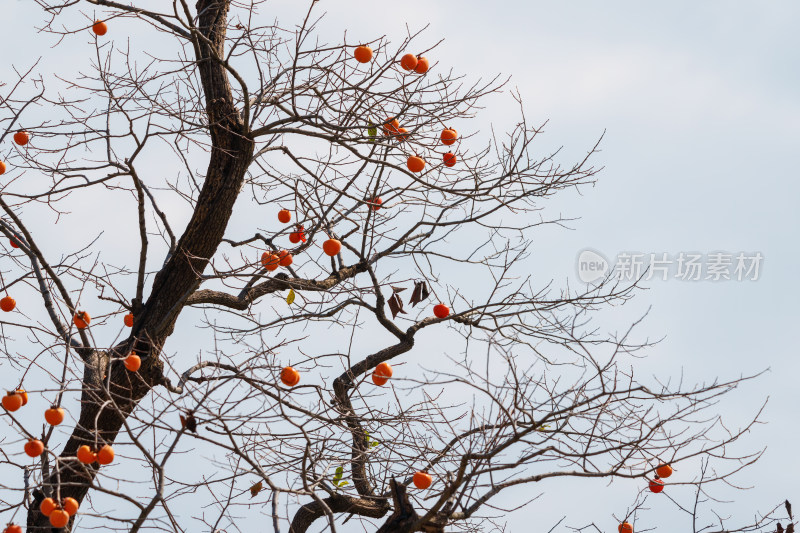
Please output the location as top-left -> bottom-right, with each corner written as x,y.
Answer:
407,155 -> 425,173
0,297 -> 16,312
322,239 -> 342,257
656,464 -> 673,478
412,471 -> 432,489
73,311 -> 90,329
24,439 -> 45,458
278,250 -> 293,267
354,45 -> 373,63
62,497 -> 79,516
124,353 -> 141,372
13,131 -> 30,146
382,117 -> 400,136
2,392 -> 23,412
44,406 -> 65,426
440,128 -> 458,146
400,53 -> 418,71
375,362 -> 393,379
39,498 -> 57,517
280,366 -> 300,387
261,252 -> 280,271
414,56 -> 429,74
92,20 -> 108,36
76,445 -> 96,464
649,478 -> 665,493
278,209 -> 291,223
96,444 -> 114,465
49,509 -> 69,528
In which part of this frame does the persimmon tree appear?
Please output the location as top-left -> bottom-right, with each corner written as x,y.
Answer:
0,1 -> 782,532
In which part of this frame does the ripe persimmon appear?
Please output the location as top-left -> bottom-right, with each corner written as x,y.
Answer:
278,250 -> 293,267
280,366 -> 300,387
96,444 -> 114,465
39,497 -> 57,517
288,225 -> 306,243
414,56 -> 429,74
92,20 -> 108,36
9,238 -> 19,248
443,152 -> 457,167
400,53 -> 418,71
369,197 -> 383,211
13,131 -> 30,146
618,522 -> 633,533
2,392 -> 23,412
76,445 -> 96,464
412,471 -> 432,489
372,362 -> 392,386
3,524 -> 22,533
656,463 -> 673,478
375,362 -> 393,379
124,313 -> 134,327
0,160 -> 5,175
24,439 -> 45,458
49,509 -> 69,528
395,127 -> 409,141
407,155 -> 425,173
433,303 -> 450,319
16,389 -> 28,406
322,239 -> 342,257
62,497 -> 79,516
382,117 -> 400,136
45,406 -> 65,426
0,297 -> 16,312
73,311 -> 90,329
278,209 -> 291,223
261,252 -> 280,271
440,128 -> 458,146
354,45 -> 373,63
124,353 -> 141,372
649,478 -> 665,493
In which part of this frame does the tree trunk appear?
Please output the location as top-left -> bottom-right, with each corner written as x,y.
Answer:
26,0 -> 252,529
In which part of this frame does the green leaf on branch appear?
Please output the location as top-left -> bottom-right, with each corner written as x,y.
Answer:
332,466 -> 349,488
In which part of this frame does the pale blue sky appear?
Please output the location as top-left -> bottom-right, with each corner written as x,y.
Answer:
2,1 -> 799,531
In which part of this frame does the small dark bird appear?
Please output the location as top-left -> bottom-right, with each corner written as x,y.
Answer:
179,411 -> 198,433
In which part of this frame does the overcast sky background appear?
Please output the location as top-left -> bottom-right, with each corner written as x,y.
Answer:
3,1 -> 799,532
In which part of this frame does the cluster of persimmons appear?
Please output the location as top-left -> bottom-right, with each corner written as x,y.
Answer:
2,23 -> 121,524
